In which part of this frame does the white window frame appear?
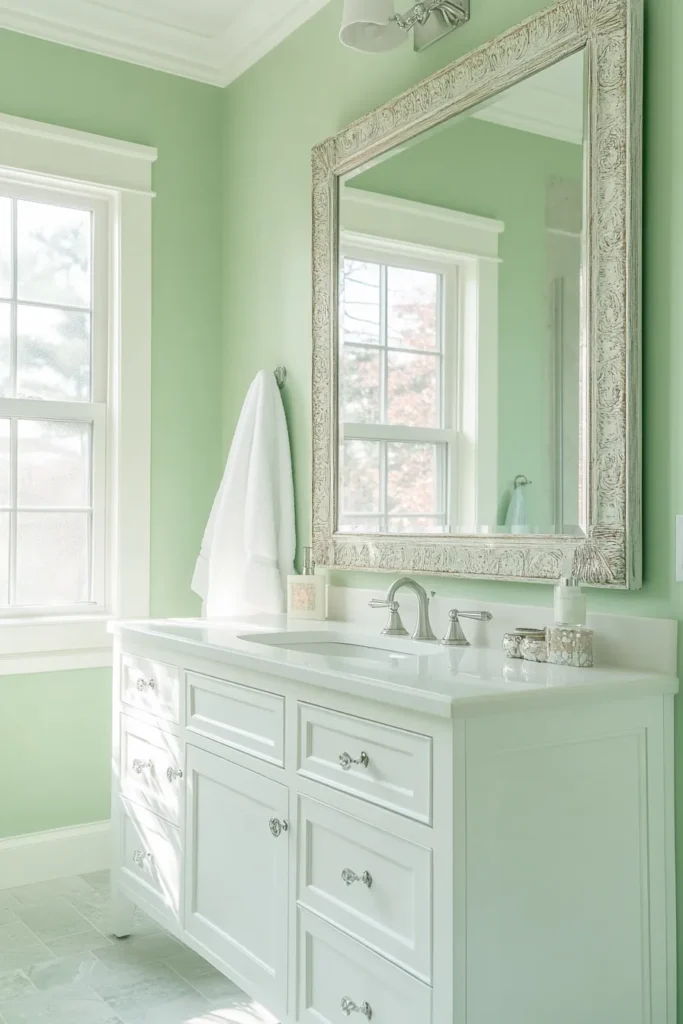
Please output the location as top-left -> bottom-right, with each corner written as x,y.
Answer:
339,233 -> 459,533
339,188 -> 503,533
0,113 -> 156,674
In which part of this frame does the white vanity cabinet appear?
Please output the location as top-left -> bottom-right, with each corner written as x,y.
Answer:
111,627 -> 677,1024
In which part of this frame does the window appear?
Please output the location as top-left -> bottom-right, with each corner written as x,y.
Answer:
338,242 -> 458,534
0,185 -> 108,613
0,113 -> 155,673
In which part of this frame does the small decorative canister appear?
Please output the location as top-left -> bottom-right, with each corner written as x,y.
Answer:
503,628 -> 546,660
520,631 -> 548,663
547,625 -> 594,668
503,633 -> 524,659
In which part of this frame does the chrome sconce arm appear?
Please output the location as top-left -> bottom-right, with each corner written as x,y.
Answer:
393,0 -> 469,32
340,0 -> 469,54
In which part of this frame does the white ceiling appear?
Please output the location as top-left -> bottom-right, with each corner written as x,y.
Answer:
0,0 -> 331,86
474,52 -> 585,145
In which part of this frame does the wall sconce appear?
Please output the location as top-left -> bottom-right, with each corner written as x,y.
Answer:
339,0 -> 470,53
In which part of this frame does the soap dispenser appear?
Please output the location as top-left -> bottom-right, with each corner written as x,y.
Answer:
554,557 -> 586,626
287,547 -> 326,620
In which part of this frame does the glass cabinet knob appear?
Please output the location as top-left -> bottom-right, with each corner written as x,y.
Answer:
338,751 -> 370,772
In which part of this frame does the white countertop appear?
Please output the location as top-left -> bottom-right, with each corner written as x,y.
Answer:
112,615 -> 679,719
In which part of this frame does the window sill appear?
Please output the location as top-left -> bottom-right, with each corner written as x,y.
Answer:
0,614 -> 113,675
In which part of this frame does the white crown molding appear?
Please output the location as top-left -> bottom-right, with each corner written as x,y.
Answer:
473,96 -> 583,145
0,0 -> 331,87
342,188 -> 505,234
216,0 -> 331,86
472,59 -> 584,145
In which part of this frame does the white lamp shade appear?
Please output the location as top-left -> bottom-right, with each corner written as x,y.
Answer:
339,0 -> 407,51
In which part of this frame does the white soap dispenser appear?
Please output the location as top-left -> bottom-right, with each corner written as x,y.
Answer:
554,557 -> 586,626
287,547 -> 326,620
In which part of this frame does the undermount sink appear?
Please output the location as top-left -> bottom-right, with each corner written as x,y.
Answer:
237,630 -> 443,663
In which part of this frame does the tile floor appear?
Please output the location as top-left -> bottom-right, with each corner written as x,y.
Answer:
0,872 -> 277,1023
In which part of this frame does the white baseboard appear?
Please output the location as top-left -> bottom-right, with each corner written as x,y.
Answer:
0,820 -> 111,890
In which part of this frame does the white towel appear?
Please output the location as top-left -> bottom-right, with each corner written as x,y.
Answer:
505,481 -> 530,535
192,370 -> 296,617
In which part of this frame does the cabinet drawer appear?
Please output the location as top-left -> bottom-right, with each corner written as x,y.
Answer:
297,910 -> 431,1024
298,704 -> 432,824
119,798 -> 180,924
186,671 -> 284,766
120,714 -> 183,825
298,797 -> 432,981
120,653 -> 179,724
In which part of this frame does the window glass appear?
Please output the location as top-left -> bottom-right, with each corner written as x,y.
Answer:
17,420 -> 91,508
0,192 -> 98,610
339,253 -> 447,534
16,201 -> 91,309
16,511 -> 90,606
387,266 -> 438,351
17,305 -> 91,401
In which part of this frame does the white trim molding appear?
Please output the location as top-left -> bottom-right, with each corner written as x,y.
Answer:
0,820 -> 110,890
0,0 -> 330,88
0,113 -> 155,670
0,113 -> 156,193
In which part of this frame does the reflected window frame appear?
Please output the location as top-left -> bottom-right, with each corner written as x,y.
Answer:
337,225 -> 499,536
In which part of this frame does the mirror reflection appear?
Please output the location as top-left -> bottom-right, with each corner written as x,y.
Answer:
337,51 -> 586,537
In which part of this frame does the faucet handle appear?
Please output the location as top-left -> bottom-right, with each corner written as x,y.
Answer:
369,599 -> 408,637
440,609 -> 493,647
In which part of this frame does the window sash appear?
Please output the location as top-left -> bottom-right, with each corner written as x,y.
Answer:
339,242 -> 461,534
0,177 -> 110,617
339,437 -> 449,532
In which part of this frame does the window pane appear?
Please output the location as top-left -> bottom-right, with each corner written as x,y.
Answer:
18,420 -> 91,508
17,201 -> 91,309
0,198 -> 11,300
338,517 -> 383,534
16,511 -> 90,606
387,266 -> 438,351
341,346 -> 380,424
17,304 -> 91,401
0,302 -> 10,397
387,351 -> 439,427
0,420 -> 9,506
340,439 -> 380,516
388,516 -> 445,534
387,442 -> 444,518
0,511 -> 8,605
341,259 -> 380,345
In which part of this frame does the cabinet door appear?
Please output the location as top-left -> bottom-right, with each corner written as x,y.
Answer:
184,744 -> 289,1017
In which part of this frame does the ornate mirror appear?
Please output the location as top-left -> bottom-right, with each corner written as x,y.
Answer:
312,0 -> 642,587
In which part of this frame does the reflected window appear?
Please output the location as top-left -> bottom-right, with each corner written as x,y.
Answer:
339,250 -> 452,534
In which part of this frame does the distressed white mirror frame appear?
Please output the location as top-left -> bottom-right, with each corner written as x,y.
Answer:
311,0 -> 642,588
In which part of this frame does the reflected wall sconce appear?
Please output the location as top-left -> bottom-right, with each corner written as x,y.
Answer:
339,0 -> 470,53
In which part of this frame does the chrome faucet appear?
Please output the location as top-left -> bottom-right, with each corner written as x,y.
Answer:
369,576 -> 437,642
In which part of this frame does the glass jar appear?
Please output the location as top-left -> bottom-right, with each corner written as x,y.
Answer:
547,625 -> 594,668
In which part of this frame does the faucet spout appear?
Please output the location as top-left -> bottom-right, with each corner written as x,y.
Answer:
384,577 -> 437,642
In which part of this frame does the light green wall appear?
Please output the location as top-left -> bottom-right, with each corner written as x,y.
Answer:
221,0 -> 683,1003
349,117 -> 583,527
0,30 -> 223,838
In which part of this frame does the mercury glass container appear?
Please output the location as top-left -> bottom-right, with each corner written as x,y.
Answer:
547,625 -> 594,668
520,631 -> 548,663
503,628 -> 546,660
